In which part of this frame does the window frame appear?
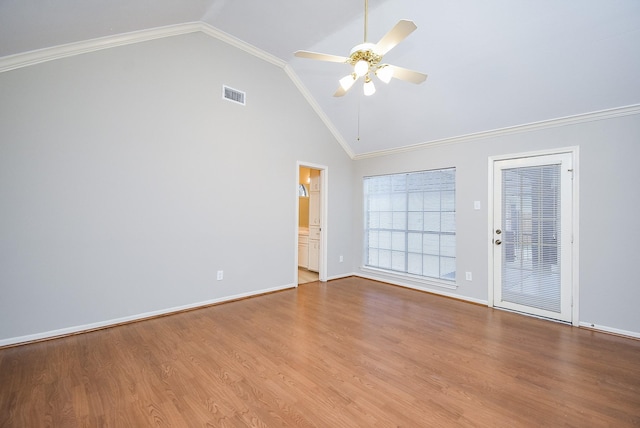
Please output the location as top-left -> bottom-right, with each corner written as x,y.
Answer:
362,167 -> 457,287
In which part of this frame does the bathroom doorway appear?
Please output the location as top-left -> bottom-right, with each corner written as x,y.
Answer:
296,162 -> 327,284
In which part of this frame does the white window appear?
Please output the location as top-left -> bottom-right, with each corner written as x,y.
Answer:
364,168 -> 456,281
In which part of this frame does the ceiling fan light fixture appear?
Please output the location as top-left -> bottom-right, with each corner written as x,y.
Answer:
376,65 -> 393,84
339,73 -> 357,91
363,75 -> 376,96
354,59 -> 369,77
293,0 -> 426,98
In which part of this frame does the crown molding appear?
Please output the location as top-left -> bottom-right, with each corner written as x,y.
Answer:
0,22 -> 199,72
0,22 -> 353,158
353,104 -> 640,160
197,24 -> 286,68
7,22 -> 632,162
0,22 -> 286,73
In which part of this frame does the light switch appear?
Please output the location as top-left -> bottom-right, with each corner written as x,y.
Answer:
474,201 -> 481,210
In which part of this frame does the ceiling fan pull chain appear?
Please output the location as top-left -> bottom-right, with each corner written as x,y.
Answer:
357,97 -> 361,141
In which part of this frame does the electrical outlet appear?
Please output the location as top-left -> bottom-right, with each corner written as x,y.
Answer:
217,270 -> 223,281
339,255 -> 343,263
465,272 -> 472,281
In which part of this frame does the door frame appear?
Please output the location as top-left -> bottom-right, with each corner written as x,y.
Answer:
296,161 -> 328,284
487,146 -> 580,325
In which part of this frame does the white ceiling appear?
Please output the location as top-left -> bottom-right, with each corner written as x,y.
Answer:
2,0 -> 639,156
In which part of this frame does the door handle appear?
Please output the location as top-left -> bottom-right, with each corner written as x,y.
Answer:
495,239 -> 502,245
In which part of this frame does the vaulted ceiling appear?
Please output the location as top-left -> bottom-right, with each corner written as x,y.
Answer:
2,0 -> 639,156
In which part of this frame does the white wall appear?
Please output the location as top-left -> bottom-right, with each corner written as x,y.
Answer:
0,32 -> 354,345
353,112 -> 640,336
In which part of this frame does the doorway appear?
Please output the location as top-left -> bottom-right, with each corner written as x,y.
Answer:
296,162 -> 327,284
489,150 -> 577,323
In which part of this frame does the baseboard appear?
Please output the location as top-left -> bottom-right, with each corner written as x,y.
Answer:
356,273 -> 639,340
0,282 -> 297,348
6,280 -> 637,348
325,272 -> 356,282
579,322 -> 640,340
353,272 -> 489,306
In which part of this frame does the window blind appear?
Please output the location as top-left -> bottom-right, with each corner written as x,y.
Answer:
501,164 -> 561,312
364,168 -> 456,281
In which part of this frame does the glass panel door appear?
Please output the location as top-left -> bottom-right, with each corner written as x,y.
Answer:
493,153 -> 573,322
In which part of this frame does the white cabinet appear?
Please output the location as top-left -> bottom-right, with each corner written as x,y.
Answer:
310,173 -> 321,192
308,186 -> 320,272
308,226 -> 320,272
305,170 -> 321,273
308,239 -> 319,272
309,226 -> 321,240
309,169 -> 321,226
298,233 -> 309,268
309,192 -> 320,226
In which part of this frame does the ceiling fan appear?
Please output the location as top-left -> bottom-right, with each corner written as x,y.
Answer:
294,0 -> 427,97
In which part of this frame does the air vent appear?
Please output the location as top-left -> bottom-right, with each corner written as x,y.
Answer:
222,85 -> 246,106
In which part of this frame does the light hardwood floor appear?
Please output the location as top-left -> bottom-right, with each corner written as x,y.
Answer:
1,277 -> 639,427
298,268 -> 319,284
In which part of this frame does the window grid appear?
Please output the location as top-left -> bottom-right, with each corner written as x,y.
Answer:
364,168 -> 456,281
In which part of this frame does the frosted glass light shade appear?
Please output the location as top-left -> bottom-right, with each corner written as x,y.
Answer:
363,78 -> 376,96
339,74 -> 356,90
376,65 -> 393,84
354,60 -> 369,77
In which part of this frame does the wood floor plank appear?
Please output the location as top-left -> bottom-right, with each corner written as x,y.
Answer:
1,277 -> 639,427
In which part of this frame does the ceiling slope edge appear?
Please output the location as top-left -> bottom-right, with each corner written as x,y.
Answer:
0,22 -> 286,73
353,104 -> 640,161
284,65 -> 354,159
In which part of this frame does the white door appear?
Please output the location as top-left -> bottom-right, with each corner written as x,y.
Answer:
492,153 -> 573,322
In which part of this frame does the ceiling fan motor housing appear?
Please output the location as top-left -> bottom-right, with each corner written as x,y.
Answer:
348,43 -> 383,69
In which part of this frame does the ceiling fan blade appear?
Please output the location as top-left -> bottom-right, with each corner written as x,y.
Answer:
333,85 -> 350,97
294,50 -> 349,63
375,20 -> 417,56
388,65 -> 428,84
